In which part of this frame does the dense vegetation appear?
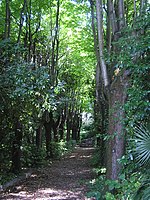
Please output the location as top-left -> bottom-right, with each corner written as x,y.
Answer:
0,0 -> 150,199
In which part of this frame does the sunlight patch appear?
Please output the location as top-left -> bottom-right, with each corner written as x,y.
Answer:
32,188 -> 83,200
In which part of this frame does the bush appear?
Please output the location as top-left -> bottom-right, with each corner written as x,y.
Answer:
50,141 -> 68,159
22,144 -> 46,167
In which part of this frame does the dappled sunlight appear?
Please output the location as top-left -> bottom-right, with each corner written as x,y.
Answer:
33,188 -> 84,199
4,187 -> 91,200
79,155 -> 92,158
68,155 -> 76,159
75,147 -> 95,151
68,153 -> 92,160
1,147 -> 95,200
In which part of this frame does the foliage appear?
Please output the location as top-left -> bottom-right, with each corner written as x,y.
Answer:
0,0 -> 95,181
88,125 -> 150,199
22,145 -> 47,168
50,141 -> 68,159
0,173 -> 17,186
134,125 -> 150,166
87,2 -> 150,199
87,176 -> 105,200
134,175 -> 150,200
87,168 -> 141,200
90,149 -> 103,167
80,121 -> 95,140
121,12 -> 150,126
0,0 -> 149,197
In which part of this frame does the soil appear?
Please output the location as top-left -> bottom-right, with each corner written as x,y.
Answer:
1,147 -> 96,200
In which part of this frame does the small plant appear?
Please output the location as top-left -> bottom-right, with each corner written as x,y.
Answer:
87,163 -> 141,199
86,176 -> 106,200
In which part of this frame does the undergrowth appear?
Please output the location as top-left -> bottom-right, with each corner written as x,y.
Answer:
87,148 -> 149,200
0,140 -> 76,186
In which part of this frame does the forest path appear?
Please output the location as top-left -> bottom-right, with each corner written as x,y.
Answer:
1,147 -> 96,200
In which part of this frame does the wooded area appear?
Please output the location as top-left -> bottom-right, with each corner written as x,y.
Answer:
0,0 -> 150,199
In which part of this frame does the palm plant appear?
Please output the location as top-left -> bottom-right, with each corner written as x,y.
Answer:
134,125 -> 150,166
133,125 -> 150,200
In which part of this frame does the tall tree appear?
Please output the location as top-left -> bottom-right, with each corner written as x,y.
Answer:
96,0 -> 109,87
90,0 -> 108,166
5,0 -> 11,39
94,0 -> 130,180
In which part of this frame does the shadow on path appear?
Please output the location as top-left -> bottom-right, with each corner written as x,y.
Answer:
1,147 -> 96,200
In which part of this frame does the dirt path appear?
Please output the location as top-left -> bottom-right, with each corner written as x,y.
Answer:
1,147 -> 96,200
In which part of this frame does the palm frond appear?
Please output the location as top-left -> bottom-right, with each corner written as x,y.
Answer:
134,124 -> 150,166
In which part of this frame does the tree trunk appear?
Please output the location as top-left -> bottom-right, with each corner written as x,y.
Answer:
91,0 -> 108,166
36,124 -> 43,149
66,118 -> 71,142
106,0 -> 112,54
140,0 -> 147,13
5,0 -> 11,39
96,0 -> 109,87
71,112 -> 77,141
17,0 -> 26,44
11,120 -> 23,173
44,121 -> 52,158
53,115 -> 60,142
77,114 -> 82,141
118,0 -> 125,29
133,0 -> 137,18
59,122 -> 64,140
59,111 -> 66,140
43,111 -> 53,158
106,70 -> 130,180
107,0 -> 118,39
51,0 -> 60,86
72,127 -> 77,141
28,0 -> 32,62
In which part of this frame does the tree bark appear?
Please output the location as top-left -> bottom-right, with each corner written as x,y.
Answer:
5,0 -> 11,39
36,124 -> 43,149
72,112 -> 78,141
59,110 -> 66,140
90,0 -> 108,166
66,109 -> 72,142
17,0 -> 27,44
106,70 -> 130,180
28,0 -> 32,62
11,120 -> 23,173
66,119 -> 71,142
107,0 -> 118,38
51,0 -> 60,86
94,0 -> 129,180
140,0 -> 147,13
106,0 -> 112,54
118,0 -> 125,29
133,0 -> 137,18
53,115 -> 60,142
96,0 -> 109,87
77,114 -> 82,141
43,111 -> 53,158
44,121 -> 52,158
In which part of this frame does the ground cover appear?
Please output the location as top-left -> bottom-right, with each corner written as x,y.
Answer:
1,147 -> 95,200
